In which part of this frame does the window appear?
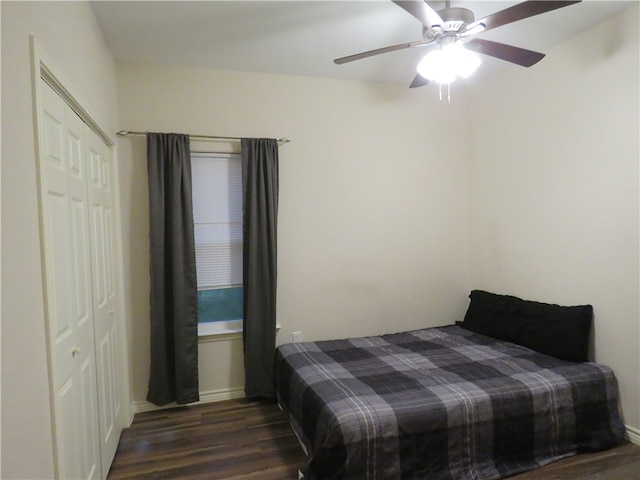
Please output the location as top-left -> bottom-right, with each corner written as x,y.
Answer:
191,152 -> 243,336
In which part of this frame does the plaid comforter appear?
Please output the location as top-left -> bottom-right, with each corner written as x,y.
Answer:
275,325 -> 625,480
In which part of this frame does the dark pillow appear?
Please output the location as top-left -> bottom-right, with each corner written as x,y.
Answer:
512,300 -> 592,362
460,290 -> 522,341
459,290 -> 593,362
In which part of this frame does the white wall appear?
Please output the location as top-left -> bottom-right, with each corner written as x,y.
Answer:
1,2 -> 119,478
467,4 -> 639,433
116,63 -> 473,405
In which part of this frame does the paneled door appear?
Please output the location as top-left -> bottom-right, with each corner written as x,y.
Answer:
37,77 -> 121,479
85,125 -> 121,471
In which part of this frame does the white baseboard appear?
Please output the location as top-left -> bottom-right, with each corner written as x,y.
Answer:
199,386 -> 246,404
131,386 -> 245,414
626,424 -> 640,446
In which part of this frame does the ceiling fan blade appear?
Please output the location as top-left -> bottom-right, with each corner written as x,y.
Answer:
393,1 -> 444,29
467,38 -> 545,67
466,1 -> 581,34
409,73 -> 430,88
334,39 -> 433,65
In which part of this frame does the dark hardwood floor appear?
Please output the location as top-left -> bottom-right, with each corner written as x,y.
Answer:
107,399 -> 305,479
107,399 -> 640,479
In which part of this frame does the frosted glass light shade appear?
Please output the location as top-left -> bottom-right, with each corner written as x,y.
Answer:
417,50 -> 456,84
448,44 -> 481,78
417,43 -> 481,84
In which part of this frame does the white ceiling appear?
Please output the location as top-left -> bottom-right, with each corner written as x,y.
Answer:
90,1 -> 635,87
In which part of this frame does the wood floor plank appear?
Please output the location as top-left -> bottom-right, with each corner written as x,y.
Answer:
107,399 -> 639,479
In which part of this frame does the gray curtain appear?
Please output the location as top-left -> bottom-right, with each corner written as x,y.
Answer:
241,138 -> 279,400
146,133 -> 199,406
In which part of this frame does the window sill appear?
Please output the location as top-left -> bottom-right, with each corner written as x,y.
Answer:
198,321 -> 282,343
198,320 -> 243,342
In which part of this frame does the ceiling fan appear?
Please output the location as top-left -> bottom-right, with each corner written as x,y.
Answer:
334,1 -> 582,88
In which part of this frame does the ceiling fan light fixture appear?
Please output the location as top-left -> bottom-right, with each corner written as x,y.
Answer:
417,43 -> 481,84
417,50 -> 456,84
448,43 -> 481,78
337,0 -> 583,89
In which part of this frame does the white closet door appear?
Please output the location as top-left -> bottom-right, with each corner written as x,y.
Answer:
39,81 -> 101,480
85,126 -> 121,470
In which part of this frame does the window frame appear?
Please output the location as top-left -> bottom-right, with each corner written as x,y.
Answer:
191,151 -> 244,337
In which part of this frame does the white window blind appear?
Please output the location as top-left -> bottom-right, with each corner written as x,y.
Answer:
191,152 -> 243,289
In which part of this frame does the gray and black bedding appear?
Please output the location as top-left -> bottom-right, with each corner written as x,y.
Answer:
275,309 -> 625,479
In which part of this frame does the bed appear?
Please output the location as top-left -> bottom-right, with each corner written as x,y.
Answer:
274,291 -> 626,480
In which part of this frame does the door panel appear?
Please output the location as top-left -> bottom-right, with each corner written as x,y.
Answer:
41,87 -> 76,387
66,108 -> 97,375
85,126 -> 121,471
79,354 -> 101,480
46,189 -> 75,380
56,376 -> 81,480
71,197 -> 91,332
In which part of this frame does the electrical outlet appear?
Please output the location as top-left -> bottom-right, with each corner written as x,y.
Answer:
292,331 -> 303,343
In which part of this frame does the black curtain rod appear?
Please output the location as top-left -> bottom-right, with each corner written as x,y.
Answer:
116,130 -> 290,145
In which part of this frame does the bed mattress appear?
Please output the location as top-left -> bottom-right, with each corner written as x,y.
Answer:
275,325 -> 625,480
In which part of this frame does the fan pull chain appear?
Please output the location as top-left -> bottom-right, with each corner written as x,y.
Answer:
438,83 -> 452,103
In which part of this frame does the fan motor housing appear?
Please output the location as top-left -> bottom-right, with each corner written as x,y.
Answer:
437,7 -> 475,31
